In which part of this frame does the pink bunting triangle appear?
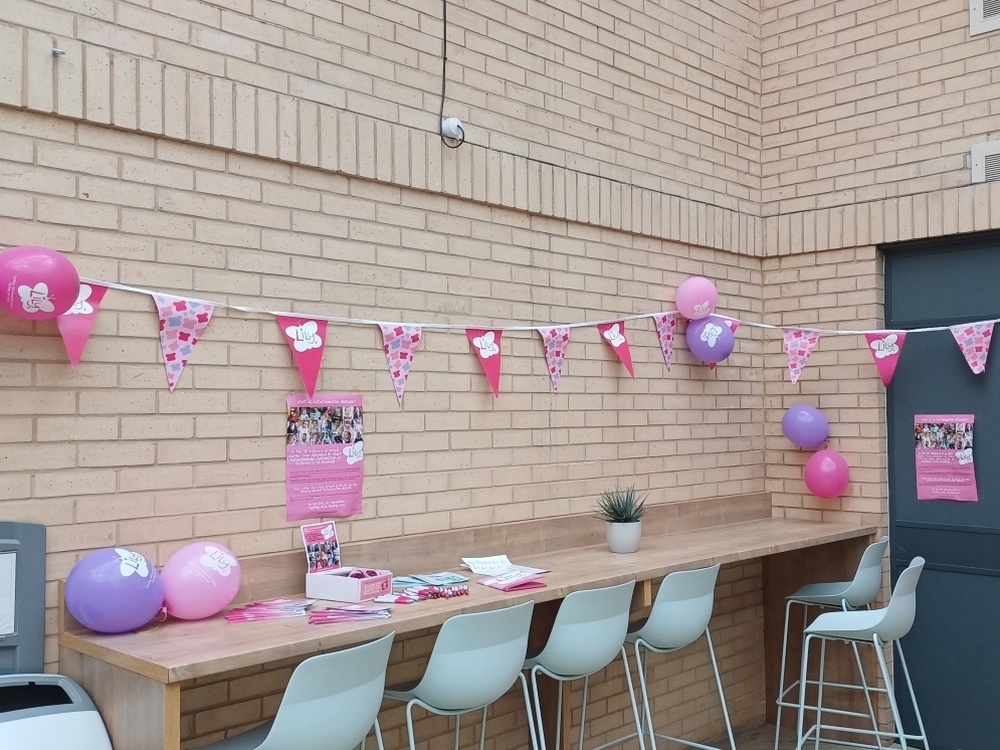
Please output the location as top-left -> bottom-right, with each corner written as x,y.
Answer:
783,329 -> 822,384
153,294 -> 214,392
709,317 -> 741,370
596,321 -> 634,378
466,328 -> 503,397
56,283 -> 108,368
865,331 -> 907,387
379,323 -> 421,405
276,315 -> 328,397
653,313 -> 678,370
950,323 -> 993,375
538,326 -> 571,393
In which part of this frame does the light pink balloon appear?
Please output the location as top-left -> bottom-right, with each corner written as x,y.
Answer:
161,542 -> 242,620
0,246 -> 81,320
803,449 -> 850,499
675,276 -> 718,320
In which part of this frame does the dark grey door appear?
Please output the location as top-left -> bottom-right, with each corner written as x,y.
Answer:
885,231 -> 1000,750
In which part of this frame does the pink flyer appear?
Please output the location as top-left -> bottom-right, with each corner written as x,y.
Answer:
914,414 -> 978,502
285,394 -> 365,521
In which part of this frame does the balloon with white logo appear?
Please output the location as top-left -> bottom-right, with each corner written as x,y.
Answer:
161,542 -> 242,620
0,245 -> 81,320
675,276 -> 718,321
64,547 -> 165,634
685,315 -> 735,365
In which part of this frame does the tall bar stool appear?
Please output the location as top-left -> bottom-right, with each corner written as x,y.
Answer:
774,536 -> 889,750
793,556 -> 929,750
523,580 -> 645,750
383,601 -> 537,750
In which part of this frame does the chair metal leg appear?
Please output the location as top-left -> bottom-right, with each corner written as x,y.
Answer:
634,644 -> 659,750
873,636 -> 908,750
705,628 -> 736,750
620,645 -> 647,750
774,598 -> 796,750
531,667 -> 549,750
814,637 -> 826,750
894,641 -> 929,749
579,675 -> 589,750
518,672 -> 541,750
405,702 -> 419,750
848,639 -> 884,750
794,634 -> 814,750
374,717 -> 386,750
454,712 -> 461,750
479,706 -> 488,750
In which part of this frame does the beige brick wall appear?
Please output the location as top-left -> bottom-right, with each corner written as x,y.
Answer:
4,0 -> 1000,744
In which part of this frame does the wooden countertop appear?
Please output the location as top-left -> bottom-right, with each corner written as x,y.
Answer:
59,516 -> 875,685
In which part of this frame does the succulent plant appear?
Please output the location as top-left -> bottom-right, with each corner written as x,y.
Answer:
595,484 -> 648,523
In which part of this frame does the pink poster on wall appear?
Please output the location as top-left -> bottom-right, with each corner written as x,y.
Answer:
914,414 -> 978,502
285,394 -> 365,521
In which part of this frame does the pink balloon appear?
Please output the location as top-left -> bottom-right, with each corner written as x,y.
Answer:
675,276 -> 718,320
161,542 -> 242,620
803,449 -> 850,499
0,246 -> 81,320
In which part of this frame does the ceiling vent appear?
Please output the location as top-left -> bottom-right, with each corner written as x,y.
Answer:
970,0 -> 1000,34
971,142 -> 1000,183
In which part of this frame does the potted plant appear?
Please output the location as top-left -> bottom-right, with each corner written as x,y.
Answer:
596,484 -> 648,553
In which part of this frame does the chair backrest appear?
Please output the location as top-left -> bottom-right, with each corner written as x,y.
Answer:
532,580 -> 635,678
258,631 -> 394,750
413,601 -> 534,711
875,556 -> 925,642
840,535 -> 890,608
635,564 -> 720,650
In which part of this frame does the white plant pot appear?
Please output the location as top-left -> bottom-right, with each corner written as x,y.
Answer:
605,521 -> 642,553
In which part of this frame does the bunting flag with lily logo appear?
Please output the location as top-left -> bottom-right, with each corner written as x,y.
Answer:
379,323 -> 422,405
153,294 -> 214,392
865,331 -> 907,387
56,283 -> 109,368
277,315 -> 328,397
596,321 -> 635,378
466,328 -> 503,397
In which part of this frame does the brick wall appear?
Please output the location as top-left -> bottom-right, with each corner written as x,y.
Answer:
4,0 -> 1000,744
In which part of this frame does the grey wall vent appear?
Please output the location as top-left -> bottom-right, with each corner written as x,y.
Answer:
971,0 -> 1000,35
971,142 -> 1000,183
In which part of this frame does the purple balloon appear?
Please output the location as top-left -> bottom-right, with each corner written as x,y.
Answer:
782,404 -> 829,449
65,548 -> 164,634
685,315 -> 735,364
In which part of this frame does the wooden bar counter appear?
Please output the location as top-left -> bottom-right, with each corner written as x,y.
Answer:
58,494 -> 876,750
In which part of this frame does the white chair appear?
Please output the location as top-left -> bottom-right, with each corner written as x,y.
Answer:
774,536 -> 889,750
793,556 -> 929,750
383,601 -> 537,750
523,580 -> 645,750
200,631 -> 394,750
593,564 -> 734,750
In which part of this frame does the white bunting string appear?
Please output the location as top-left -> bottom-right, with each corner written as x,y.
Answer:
81,277 -> 1000,337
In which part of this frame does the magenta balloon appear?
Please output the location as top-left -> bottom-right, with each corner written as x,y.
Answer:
685,315 -> 735,364
803,449 -> 850,499
782,405 -> 829,449
0,245 -> 81,320
675,276 -> 718,320
161,542 -> 242,620
64,548 -> 164,634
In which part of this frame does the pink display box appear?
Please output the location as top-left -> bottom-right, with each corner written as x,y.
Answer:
305,568 -> 393,602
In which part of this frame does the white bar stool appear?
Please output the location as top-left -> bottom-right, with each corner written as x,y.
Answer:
774,536 -> 889,750
793,556 -> 930,750
594,563 -> 735,750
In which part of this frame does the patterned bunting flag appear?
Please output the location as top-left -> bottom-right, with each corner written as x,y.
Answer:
56,283 -> 108,368
950,323 -> 993,375
596,321 -> 635,378
153,294 -> 214,392
653,313 -> 678,370
379,323 -> 422,405
709,317 -> 741,370
466,328 -> 503,397
538,326 -> 571,393
865,331 -> 907,387
276,315 -> 328,397
783,329 -> 822,384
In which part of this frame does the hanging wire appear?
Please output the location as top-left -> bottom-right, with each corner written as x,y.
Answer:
438,0 -> 464,148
